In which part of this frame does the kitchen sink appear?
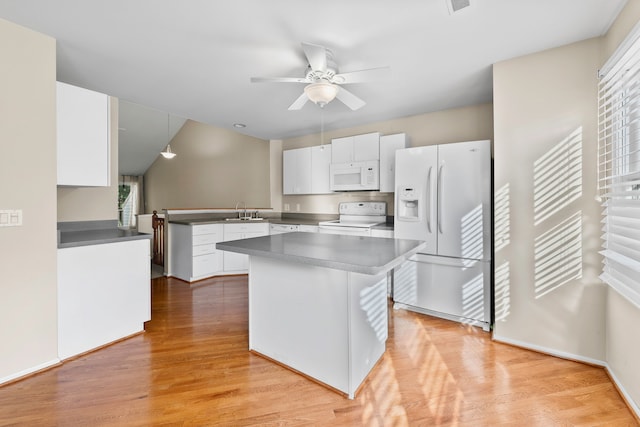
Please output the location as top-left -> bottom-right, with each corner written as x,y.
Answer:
225,217 -> 264,221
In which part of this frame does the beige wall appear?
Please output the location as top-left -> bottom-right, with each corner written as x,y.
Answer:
57,98 -> 119,222
601,0 -> 640,411
0,19 -> 58,381
144,120 -> 271,213
492,38 -> 605,361
281,103 -> 494,215
269,139 -> 283,211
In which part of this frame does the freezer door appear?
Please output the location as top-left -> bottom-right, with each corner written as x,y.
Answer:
436,140 -> 491,260
393,254 -> 489,324
394,145 -> 438,254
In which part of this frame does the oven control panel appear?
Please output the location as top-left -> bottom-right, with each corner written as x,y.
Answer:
338,201 -> 387,216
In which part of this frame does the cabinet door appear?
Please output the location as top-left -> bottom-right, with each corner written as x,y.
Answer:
222,223 -> 269,272
353,132 -> 380,161
223,231 -> 247,271
331,136 -> 354,163
296,147 -> 312,194
379,134 -> 407,192
283,147 -> 312,194
311,144 -> 332,194
283,149 -> 297,195
57,82 -> 110,186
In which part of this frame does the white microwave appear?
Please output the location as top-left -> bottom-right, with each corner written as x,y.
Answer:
329,161 -> 380,191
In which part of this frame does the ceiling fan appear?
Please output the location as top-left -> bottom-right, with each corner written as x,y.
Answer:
251,42 -> 389,111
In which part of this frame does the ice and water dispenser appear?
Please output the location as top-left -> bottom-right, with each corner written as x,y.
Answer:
397,187 -> 420,221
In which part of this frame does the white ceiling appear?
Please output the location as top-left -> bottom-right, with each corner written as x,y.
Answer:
0,0 -> 628,175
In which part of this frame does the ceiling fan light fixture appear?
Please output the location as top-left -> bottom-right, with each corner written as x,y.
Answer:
304,81 -> 338,107
161,144 -> 176,159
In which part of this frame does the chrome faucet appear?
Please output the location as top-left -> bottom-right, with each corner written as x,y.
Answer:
235,201 -> 247,219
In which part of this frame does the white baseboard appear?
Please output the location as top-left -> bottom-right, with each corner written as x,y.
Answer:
492,334 -> 606,366
605,363 -> 640,418
0,358 -> 60,385
493,334 -> 640,419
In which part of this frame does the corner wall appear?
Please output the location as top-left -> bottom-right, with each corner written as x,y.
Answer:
492,38 -> 605,362
0,18 -> 58,381
600,0 -> 640,412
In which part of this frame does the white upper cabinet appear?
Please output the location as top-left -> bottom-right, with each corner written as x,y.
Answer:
283,145 -> 332,195
331,136 -> 354,163
353,132 -> 380,161
56,82 -> 110,186
331,132 -> 380,163
379,133 -> 408,193
283,147 -> 312,194
311,144 -> 332,194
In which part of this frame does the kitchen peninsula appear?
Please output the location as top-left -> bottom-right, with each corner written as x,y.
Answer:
217,232 -> 425,398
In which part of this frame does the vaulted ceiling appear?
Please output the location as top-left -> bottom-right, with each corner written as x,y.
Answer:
0,0 -> 627,174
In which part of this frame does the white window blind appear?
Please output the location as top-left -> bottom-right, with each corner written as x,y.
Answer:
598,23 -> 640,308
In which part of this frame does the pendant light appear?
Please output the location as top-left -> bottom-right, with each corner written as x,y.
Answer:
161,114 -> 176,159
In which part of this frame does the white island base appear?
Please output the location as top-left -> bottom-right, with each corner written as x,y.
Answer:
249,256 -> 388,399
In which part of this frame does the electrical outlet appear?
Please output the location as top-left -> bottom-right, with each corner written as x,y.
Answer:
284,203 -> 290,212
296,204 -> 301,212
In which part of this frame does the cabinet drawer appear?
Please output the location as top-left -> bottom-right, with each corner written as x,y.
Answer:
224,223 -> 269,234
192,253 -> 217,277
193,224 -> 222,236
192,243 -> 216,256
193,233 -> 219,245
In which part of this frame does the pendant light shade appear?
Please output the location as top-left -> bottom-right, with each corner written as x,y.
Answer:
161,114 -> 177,159
161,145 -> 176,159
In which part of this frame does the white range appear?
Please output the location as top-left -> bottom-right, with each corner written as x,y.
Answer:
318,201 -> 387,236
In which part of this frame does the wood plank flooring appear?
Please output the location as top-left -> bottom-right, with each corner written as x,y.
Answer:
0,275 -> 637,426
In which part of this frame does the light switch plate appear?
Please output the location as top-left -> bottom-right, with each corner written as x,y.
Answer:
0,209 -> 22,227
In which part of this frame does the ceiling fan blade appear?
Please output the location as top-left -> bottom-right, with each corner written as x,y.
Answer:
251,76 -> 307,83
301,42 -> 327,72
288,92 -> 309,110
333,66 -> 390,84
335,87 -> 366,111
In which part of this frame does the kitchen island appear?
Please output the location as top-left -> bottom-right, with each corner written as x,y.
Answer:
217,232 -> 424,398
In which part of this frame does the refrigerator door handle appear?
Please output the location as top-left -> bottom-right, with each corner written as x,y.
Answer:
438,162 -> 444,234
426,166 -> 432,233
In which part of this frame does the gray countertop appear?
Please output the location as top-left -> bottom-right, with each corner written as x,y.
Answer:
169,217 -> 326,226
57,220 -> 152,249
169,217 -> 394,229
216,232 -> 424,275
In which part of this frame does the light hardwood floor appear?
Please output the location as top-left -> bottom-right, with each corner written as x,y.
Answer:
0,275 -> 637,426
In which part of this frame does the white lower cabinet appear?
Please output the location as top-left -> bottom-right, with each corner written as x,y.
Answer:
57,239 -> 150,360
223,223 -> 269,273
170,223 -> 224,282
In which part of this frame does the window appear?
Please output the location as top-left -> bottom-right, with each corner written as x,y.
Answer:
118,176 -> 142,229
598,23 -> 640,307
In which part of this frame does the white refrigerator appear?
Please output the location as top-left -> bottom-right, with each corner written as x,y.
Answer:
393,140 -> 492,330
